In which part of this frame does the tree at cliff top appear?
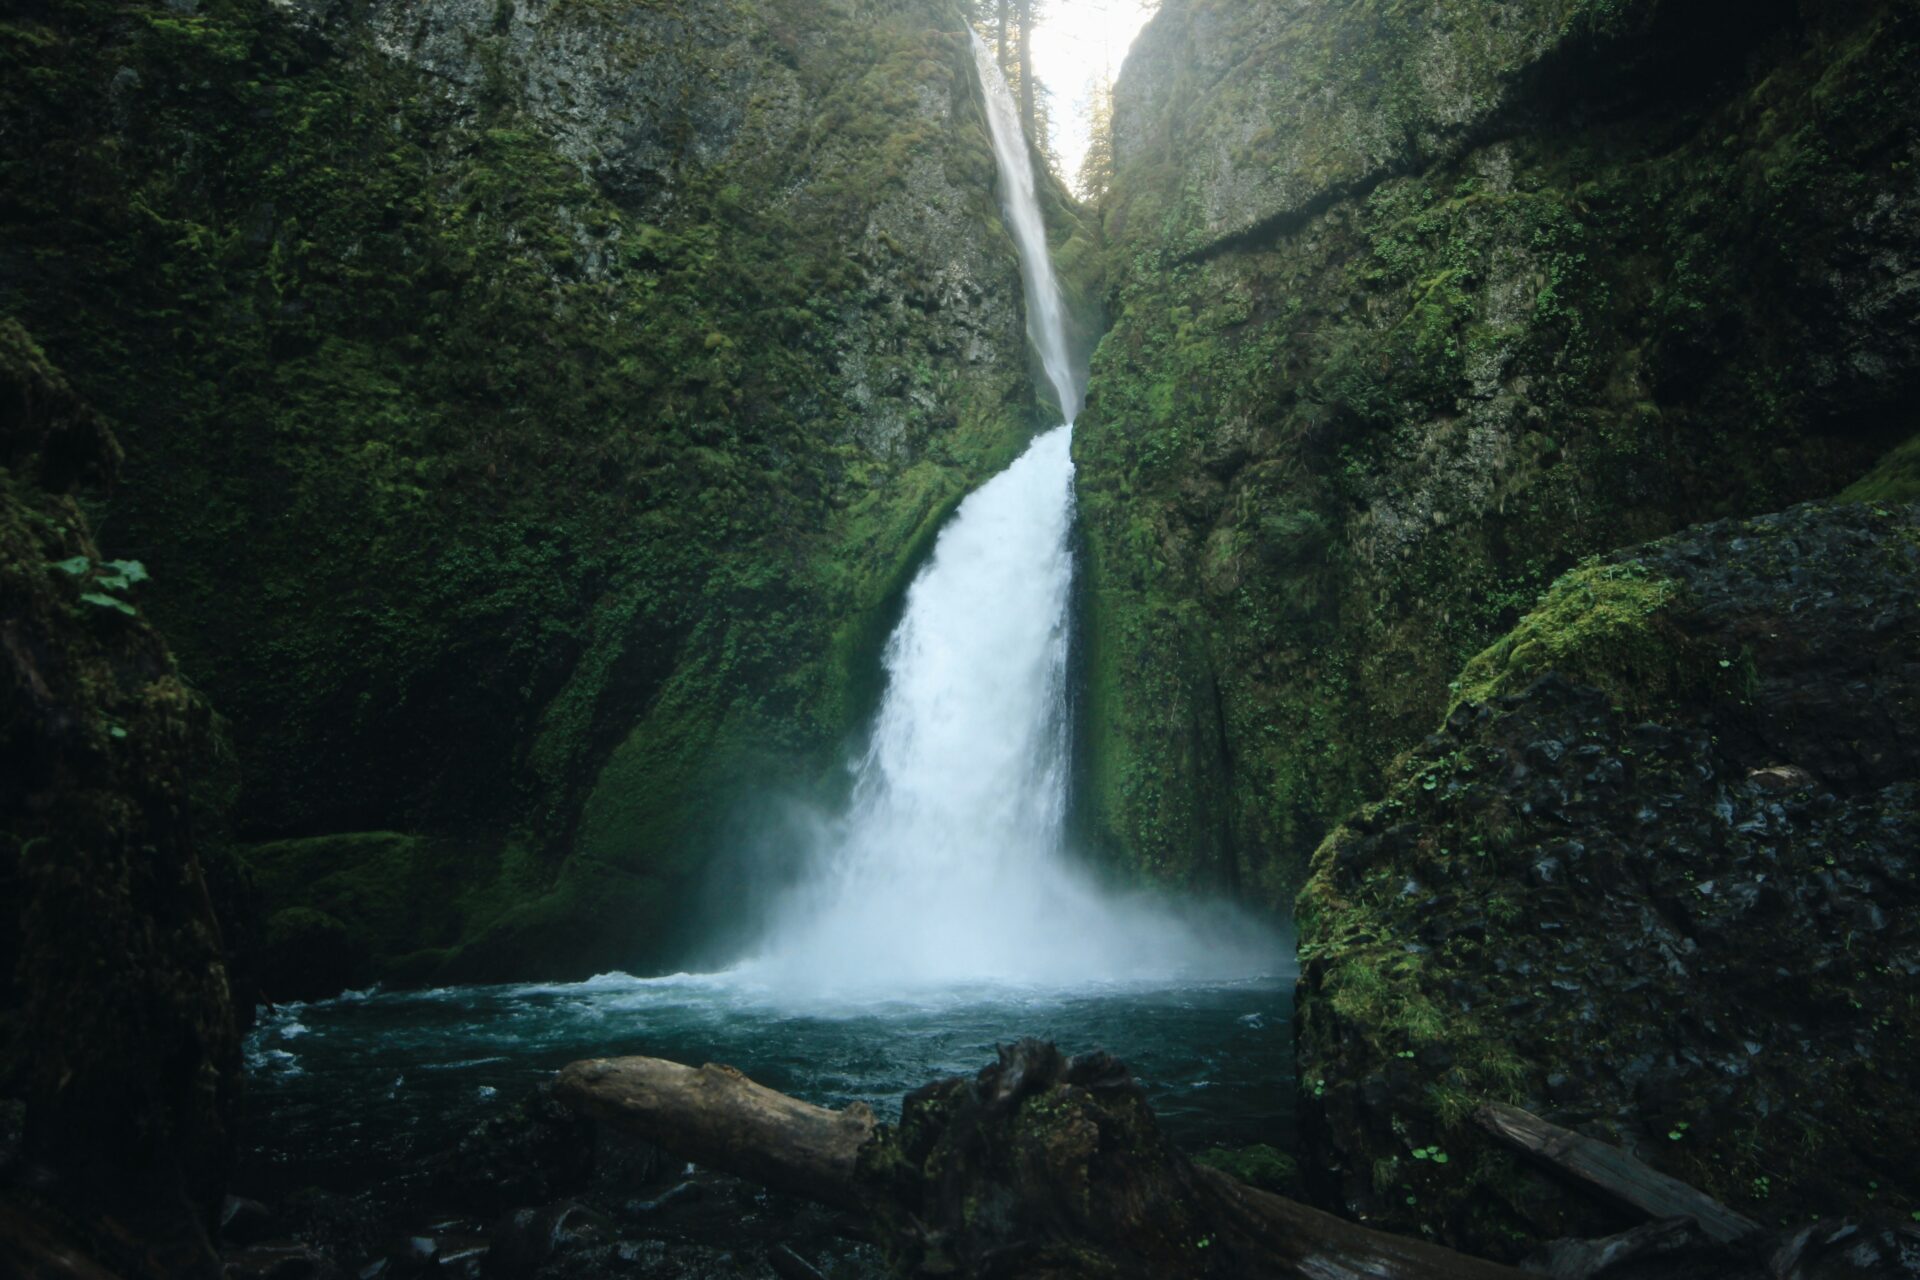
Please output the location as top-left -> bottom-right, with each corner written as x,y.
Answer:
1076,69 -> 1116,200
973,0 -> 1059,164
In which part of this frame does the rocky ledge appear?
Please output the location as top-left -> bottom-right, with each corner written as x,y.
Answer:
1296,500 -> 1920,1257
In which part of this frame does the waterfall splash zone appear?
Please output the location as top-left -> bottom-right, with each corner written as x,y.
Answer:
732,425 -> 1283,992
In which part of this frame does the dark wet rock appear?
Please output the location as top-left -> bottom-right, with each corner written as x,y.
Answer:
1297,502 -> 1920,1258
273,1188 -> 388,1275
221,1242 -> 330,1280
422,1085 -> 598,1219
1524,1217 -> 1726,1280
0,1099 -> 23,1179
1517,1216 -> 1920,1279
766,1244 -> 830,1280
1763,1221 -> 1920,1279
246,1080 -> 887,1280
627,1180 -> 703,1216
258,907 -> 372,1005
480,1202 -> 607,1278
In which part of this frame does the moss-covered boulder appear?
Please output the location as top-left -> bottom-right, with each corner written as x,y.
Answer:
854,1040 -> 1241,1278
1294,500 -> 1920,1257
0,0 -> 1081,985
0,319 -> 241,1277
1075,0 -> 1920,903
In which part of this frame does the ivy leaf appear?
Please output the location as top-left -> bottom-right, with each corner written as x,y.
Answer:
80,592 -> 136,616
104,559 -> 149,583
52,556 -> 92,576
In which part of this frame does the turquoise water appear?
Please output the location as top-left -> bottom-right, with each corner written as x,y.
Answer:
240,971 -> 1296,1201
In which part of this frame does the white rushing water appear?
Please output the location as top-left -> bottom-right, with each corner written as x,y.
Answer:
734,36 -> 1280,995
968,32 -> 1083,421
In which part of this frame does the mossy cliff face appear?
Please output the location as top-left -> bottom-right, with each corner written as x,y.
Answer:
1,319 -> 240,1277
1,0 -> 1049,987
1074,0 -> 1920,903
1295,501 -> 1920,1256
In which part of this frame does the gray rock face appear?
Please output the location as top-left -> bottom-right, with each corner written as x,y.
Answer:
268,0 -> 1027,463
1112,0 -> 1656,249
361,0 -> 754,206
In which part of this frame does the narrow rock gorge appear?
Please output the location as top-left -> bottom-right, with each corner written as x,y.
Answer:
3,0 -> 1918,1275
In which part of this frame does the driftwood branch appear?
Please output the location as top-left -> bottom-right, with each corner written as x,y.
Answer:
1474,1101 -> 1761,1244
555,1057 -> 875,1213
1195,1165 -> 1525,1279
560,1045 -> 1525,1279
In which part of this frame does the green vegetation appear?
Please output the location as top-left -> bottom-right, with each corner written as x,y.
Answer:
1449,563 -> 1691,712
1192,1143 -> 1300,1195
1840,433 -> 1920,503
1073,0 -> 1919,906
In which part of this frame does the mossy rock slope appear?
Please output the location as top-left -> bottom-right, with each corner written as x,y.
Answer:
1295,500 -> 1920,1256
0,318 -> 242,1276
0,0 -> 1064,986
1074,0 -> 1920,903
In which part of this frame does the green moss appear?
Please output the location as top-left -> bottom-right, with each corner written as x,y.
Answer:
1840,433 -> 1920,503
243,833 -> 474,977
1191,1143 -> 1300,1195
1294,504 -> 1920,1254
1450,563 -> 1688,711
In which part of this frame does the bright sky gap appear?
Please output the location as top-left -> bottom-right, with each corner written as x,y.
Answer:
1030,1 -> 1157,185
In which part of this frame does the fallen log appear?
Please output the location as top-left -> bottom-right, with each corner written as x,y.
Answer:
558,1041 -> 1523,1279
1473,1102 -> 1760,1245
554,1056 -> 875,1213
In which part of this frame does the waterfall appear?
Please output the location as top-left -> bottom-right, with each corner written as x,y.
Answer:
969,32 -> 1084,421
736,33 -> 1276,994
